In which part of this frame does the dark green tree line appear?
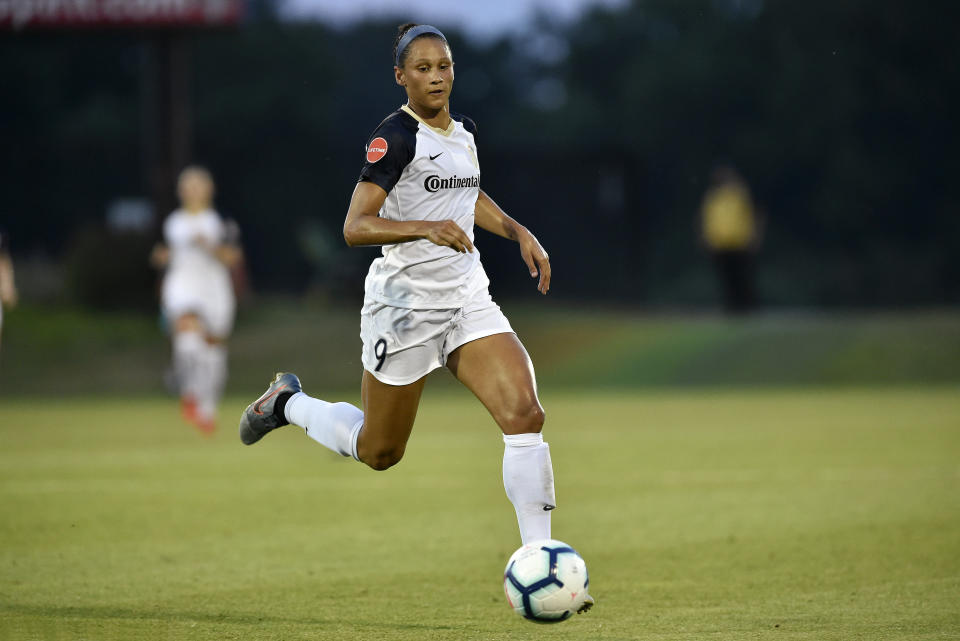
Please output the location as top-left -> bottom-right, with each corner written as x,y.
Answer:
0,0 -> 956,306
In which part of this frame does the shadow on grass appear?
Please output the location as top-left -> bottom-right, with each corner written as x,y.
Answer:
0,602 -> 458,631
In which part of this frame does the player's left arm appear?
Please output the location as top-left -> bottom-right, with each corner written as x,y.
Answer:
214,219 -> 243,268
214,244 -> 242,268
474,189 -> 550,295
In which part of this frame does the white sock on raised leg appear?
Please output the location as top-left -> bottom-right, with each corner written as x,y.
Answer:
503,432 -> 556,544
284,392 -> 364,459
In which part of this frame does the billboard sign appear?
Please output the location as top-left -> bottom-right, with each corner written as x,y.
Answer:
0,0 -> 245,30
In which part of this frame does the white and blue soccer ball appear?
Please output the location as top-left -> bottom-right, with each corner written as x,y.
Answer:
503,539 -> 590,623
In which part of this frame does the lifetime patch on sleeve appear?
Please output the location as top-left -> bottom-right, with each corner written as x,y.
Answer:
366,137 -> 388,163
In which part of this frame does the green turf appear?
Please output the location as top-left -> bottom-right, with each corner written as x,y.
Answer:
1,387 -> 958,640
2,304 -> 960,396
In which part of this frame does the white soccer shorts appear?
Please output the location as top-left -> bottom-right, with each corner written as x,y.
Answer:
161,274 -> 236,338
360,288 -> 514,385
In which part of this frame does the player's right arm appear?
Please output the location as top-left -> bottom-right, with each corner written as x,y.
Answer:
150,243 -> 170,269
151,215 -> 175,269
343,182 -> 473,253
345,114 -> 473,253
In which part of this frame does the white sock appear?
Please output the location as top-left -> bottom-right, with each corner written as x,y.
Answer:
208,343 -> 228,399
196,343 -> 227,421
503,432 -> 556,544
284,392 -> 364,460
172,330 -> 205,399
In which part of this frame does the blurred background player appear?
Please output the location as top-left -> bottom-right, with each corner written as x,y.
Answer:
700,165 -> 762,314
151,166 -> 242,433
0,230 -> 18,353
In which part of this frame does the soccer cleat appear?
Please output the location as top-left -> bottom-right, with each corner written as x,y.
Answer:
239,372 -> 302,445
577,594 -> 595,614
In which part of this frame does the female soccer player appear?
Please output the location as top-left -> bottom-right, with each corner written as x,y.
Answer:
152,166 -> 242,434
241,27 -> 590,609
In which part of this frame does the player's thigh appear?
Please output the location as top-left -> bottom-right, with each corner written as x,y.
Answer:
201,293 -> 235,342
446,332 -> 544,435
358,369 -> 427,459
360,301 -> 450,385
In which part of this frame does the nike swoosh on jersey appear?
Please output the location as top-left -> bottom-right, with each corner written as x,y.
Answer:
429,152 -> 443,160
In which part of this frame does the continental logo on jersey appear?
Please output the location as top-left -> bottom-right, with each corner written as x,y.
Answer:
423,174 -> 480,193
366,137 -> 388,163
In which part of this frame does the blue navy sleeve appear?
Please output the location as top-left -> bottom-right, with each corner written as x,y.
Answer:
358,115 -> 417,194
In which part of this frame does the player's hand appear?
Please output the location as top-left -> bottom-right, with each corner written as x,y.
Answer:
149,243 -> 170,269
0,288 -> 16,308
215,245 -> 242,268
519,229 -> 550,294
422,220 -> 474,253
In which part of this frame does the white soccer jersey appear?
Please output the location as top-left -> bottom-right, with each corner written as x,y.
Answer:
358,104 -> 489,309
164,209 -> 228,277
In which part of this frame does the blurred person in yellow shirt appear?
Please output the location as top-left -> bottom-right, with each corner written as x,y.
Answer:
700,165 -> 761,314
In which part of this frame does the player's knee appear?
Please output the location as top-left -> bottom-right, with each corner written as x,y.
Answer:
175,314 -> 202,333
365,445 -> 405,471
501,401 -> 545,434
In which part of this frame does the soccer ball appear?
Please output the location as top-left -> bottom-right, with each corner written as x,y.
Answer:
503,539 -> 590,623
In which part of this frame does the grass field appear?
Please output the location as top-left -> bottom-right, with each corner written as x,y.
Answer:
2,387 -> 958,640
3,304 -> 960,396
